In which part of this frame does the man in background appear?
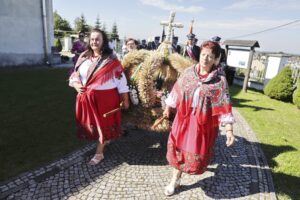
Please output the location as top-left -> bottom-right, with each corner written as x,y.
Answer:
172,36 -> 181,54
183,33 -> 200,62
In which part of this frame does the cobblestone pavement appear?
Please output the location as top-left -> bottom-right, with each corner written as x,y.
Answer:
0,109 -> 276,200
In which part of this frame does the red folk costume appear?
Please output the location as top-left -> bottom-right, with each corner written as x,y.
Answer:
69,54 -> 128,144
165,65 -> 233,174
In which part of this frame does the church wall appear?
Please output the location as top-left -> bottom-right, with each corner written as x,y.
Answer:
0,0 -> 54,67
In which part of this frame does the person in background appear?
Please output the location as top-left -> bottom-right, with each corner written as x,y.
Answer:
70,31 -> 87,73
194,38 -> 199,46
69,28 -> 129,165
211,36 -> 226,67
147,36 -> 160,50
172,36 -> 181,54
183,33 -> 200,62
211,36 -> 235,85
121,38 -> 138,60
139,39 -> 148,49
163,40 -> 235,196
126,38 -> 138,52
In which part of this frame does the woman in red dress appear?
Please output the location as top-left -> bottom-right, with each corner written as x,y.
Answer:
163,41 -> 235,196
69,28 -> 129,165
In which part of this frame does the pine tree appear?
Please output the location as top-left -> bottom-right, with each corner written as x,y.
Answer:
95,15 -> 101,29
102,23 -> 107,33
74,14 -> 89,33
110,22 -> 119,41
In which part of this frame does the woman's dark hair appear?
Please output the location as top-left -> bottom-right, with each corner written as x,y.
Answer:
78,31 -> 85,37
200,41 -> 221,59
126,38 -> 138,45
86,28 -> 112,57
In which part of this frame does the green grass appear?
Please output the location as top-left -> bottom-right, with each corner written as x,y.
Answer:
0,67 -> 88,181
230,85 -> 300,200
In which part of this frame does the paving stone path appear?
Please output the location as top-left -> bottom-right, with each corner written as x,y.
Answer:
0,109 -> 277,199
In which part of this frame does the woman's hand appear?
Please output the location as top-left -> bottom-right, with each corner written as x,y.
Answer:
120,93 -> 129,110
225,130 -> 235,147
73,82 -> 86,94
225,123 -> 235,147
163,106 -> 171,119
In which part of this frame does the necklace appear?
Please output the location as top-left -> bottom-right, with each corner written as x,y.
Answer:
91,54 -> 100,62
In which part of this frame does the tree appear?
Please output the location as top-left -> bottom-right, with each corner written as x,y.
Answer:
293,80 -> 300,109
110,22 -> 119,41
53,11 -> 72,37
95,15 -> 101,29
74,14 -> 89,33
54,38 -> 62,52
102,23 -> 107,33
264,66 -> 294,102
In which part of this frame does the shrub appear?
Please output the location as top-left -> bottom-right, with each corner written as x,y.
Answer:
263,67 -> 294,102
54,38 -> 62,52
293,80 -> 300,109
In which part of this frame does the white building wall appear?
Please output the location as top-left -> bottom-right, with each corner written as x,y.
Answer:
279,57 -> 289,72
0,0 -> 54,67
264,56 -> 289,85
265,57 -> 281,80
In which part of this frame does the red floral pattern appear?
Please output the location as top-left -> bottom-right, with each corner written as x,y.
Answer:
166,65 -> 232,174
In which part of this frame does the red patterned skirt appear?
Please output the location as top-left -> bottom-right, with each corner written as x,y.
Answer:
75,88 -> 121,144
166,113 -> 219,174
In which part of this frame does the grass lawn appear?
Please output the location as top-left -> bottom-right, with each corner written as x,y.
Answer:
0,67 -> 88,182
230,85 -> 300,200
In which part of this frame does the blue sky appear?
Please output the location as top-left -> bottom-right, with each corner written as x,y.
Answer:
53,0 -> 300,54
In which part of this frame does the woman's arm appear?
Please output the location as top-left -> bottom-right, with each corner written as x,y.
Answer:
69,71 -> 85,94
219,113 -> 235,147
120,92 -> 129,109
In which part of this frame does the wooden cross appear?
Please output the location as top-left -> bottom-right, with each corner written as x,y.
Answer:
160,11 -> 183,44
158,11 -> 183,56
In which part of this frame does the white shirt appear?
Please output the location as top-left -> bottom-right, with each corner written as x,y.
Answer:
70,59 -> 129,94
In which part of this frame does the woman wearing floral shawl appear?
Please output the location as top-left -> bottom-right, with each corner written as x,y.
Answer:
163,41 -> 235,196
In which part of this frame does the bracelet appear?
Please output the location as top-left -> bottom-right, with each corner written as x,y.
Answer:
226,130 -> 233,132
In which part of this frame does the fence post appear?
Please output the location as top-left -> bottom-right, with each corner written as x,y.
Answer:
243,47 -> 255,92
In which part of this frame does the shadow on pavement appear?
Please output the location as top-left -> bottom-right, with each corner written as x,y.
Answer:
176,135 -> 298,199
3,128 -> 298,199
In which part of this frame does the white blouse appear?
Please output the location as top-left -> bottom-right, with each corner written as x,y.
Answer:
69,59 -> 129,94
165,87 -> 235,124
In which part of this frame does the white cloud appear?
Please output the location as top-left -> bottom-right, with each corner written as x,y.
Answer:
140,0 -> 204,13
225,0 -> 300,10
224,0 -> 265,10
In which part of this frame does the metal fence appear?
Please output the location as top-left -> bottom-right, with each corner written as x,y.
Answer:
288,56 -> 300,86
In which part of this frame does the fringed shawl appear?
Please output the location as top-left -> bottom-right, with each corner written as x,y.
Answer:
171,65 -> 232,124
69,53 -> 123,90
